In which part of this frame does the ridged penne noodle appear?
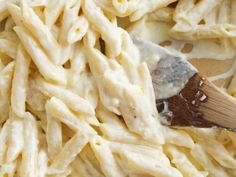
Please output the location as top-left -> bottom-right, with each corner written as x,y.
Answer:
120,86 -> 164,143
68,44 -> 99,109
174,0 -> 210,24
217,0 -> 230,24
200,139 -> 236,169
171,0 -> 227,40
67,16 -> 89,44
46,97 -> 97,133
170,24 -> 236,40
90,136 -> 125,177
100,122 -> 147,145
59,0 -> 81,44
167,145 -> 208,177
111,0 -> 133,15
0,62 -> 14,124
67,43 -> 87,84
163,127 -> 194,148
37,150 -> 48,177
110,142 -> 182,177
26,75 -> 48,112
14,26 -> 67,85
191,144 -> 229,177
0,39 -> 18,59
39,80 -> 98,126
36,76 -> 95,117
6,111 -> 24,163
45,104 -> 62,159
71,156 -> 105,177
56,0 -> 81,65
94,0 -> 134,17
173,0 -> 194,22
20,112 -> 38,177
21,1 -> 60,65
0,119 -> 11,164
179,0 -> 221,26
79,145 -> 106,176
117,31 -> 141,84
149,7 -> 174,23
137,63 -> 158,112
130,0 -> 177,22
97,104 -> 159,147
44,0 -> 65,27
48,129 -> 96,175
0,0 -> 12,22
203,5 -> 218,25
11,45 -> 31,117
7,3 -> 23,27
82,0 -> 122,58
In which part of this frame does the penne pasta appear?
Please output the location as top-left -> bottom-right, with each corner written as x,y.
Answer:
44,0 -> 65,27
48,129 -> 95,174
20,112 -> 39,177
7,3 -> 23,27
36,76 -> 95,117
67,16 -> 89,44
130,0 -> 177,22
83,0 -> 123,58
6,111 -> 24,163
170,24 -> 236,40
37,150 -> 48,177
0,119 -> 11,164
110,142 -> 182,177
46,97 -> 97,133
79,145 -> 106,176
149,7 -> 174,23
14,26 -> 67,85
90,136 -> 125,177
21,1 -> 60,65
11,45 -> 31,117
167,145 -> 208,177
200,139 -> 236,169
191,144 -> 229,177
163,127 -> 194,148
0,0 -> 12,23
0,39 -> 18,59
0,61 -> 14,125
45,106 -> 62,159
71,156 -> 105,177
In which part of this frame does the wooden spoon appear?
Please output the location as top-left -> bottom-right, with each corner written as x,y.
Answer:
133,38 -> 236,130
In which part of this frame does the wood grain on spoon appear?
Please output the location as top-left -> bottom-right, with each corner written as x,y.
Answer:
201,78 -> 236,129
157,73 -> 236,130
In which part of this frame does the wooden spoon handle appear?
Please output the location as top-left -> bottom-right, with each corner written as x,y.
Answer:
200,80 -> 236,129
157,73 -> 236,130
